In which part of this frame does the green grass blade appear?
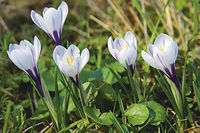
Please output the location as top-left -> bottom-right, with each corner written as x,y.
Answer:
59,71 -> 85,118
3,101 -> 12,133
149,0 -> 170,43
54,68 -> 63,130
109,111 -> 127,133
118,94 -> 126,125
29,79 -> 59,130
155,71 -> 181,118
58,119 -> 85,133
132,0 -> 153,33
186,101 -> 194,127
63,90 -> 70,125
193,74 -> 200,111
107,64 -> 132,100
192,0 -> 199,35
181,58 -> 187,109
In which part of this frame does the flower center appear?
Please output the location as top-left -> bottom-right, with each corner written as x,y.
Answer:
160,46 -> 164,52
120,44 -> 128,51
66,56 -> 74,66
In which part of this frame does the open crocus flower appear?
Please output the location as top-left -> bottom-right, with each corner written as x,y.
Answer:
7,36 -> 43,92
142,33 -> 180,90
53,45 -> 89,86
31,1 -> 68,45
108,31 -> 137,75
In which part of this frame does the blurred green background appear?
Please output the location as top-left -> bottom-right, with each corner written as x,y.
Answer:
0,0 -> 200,132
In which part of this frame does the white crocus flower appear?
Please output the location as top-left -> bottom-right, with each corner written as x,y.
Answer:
53,45 -> 89,86
7,36 -> 43,91
142,33 -> 180,90
31,1 -> 68,45
108,31 -> 137,75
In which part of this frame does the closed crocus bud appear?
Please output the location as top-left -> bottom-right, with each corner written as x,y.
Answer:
142,33 -> 180,90
7,36 -> 43,91
53,45 -> 89,86
108,31 -> 137,75
31,1 -> 68,45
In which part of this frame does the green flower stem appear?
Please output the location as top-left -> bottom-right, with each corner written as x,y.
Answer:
59,72 -> 85,118
54,68 -> 64,130
78,87 -> 86,108
126,62 -> 138,103
166,76 -> 183,119
78,80 -> 86,106
156,71 -> 182,119
40,78 -> 59,129
63,90 -> 70,125
29,79 -> 59,130
107,64 -> 132,101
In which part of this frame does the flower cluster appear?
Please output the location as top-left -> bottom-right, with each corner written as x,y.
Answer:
6,1 -> 184,131
108,32 -> 180,91
7,1 -> 180,107
7,1 -> 89,92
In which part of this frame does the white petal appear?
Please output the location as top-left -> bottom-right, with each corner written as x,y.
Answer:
129,49 -> 137,66
152,49 -> 169,70
33,36 -> 41,63
19,40 -> 36,64
60,60 -> 77,77
154,33 -> 173,47
163,41 -> 178,64
58,1 -> 68,26
8,43 -> 21,51
11,50 -> 34,70
43,7 -> 49,16
20,40 -> 33,48
108,36 -> 118,58
141,50 -> 160,69
66,44 -> 80,57
147,44 -> 169,70
117,48 -> 137,69
124,31 -> 137,50
31,10 -> 48,33
7,50 -> 24,71
80,48 -> 89,71
43,8 -> 62,33
73,56 -> 81,74
53,45 -> 66,65
113,37 -> 127,50
154,33 -> 178,64
59,61 -> 71,77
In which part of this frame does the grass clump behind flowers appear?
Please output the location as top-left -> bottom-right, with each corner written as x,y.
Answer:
0,0 -> 200,132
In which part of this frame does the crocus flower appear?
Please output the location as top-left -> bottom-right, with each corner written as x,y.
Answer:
31,1 -> 68,45
108,31 -> 137,75
7,36 -> 43,92
53,45 -> 89,86
141,33 -> 180,90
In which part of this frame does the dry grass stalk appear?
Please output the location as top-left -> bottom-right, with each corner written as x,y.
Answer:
141,0 -> 149,43
107,0 -> 133,33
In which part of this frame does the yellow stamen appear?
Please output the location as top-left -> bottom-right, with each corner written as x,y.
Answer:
66,57 -> 71,66
126,44 -> 128,48
160,46 -> 164,52
120,46 -> 123,51
70,56 -> 74,62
